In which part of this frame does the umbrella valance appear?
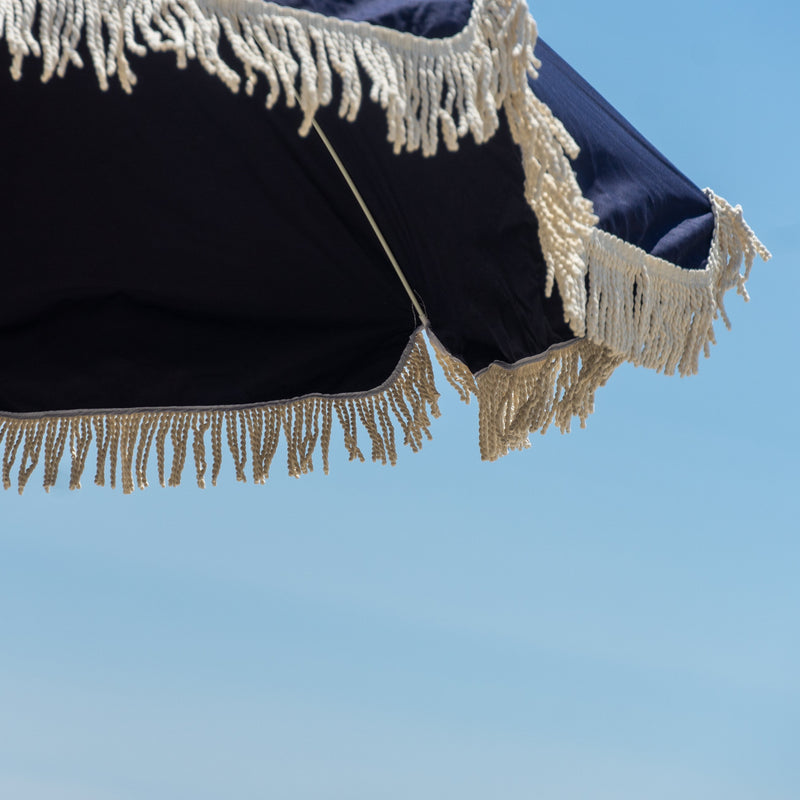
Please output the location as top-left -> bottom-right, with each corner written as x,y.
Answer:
0,0 -> 769,491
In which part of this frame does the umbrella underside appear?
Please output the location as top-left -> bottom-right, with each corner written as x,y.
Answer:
0,0 -> 769,491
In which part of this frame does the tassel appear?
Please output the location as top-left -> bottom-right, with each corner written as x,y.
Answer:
69,417 -> 93,490
585,193 -> 771,377
430,335 -> 623,462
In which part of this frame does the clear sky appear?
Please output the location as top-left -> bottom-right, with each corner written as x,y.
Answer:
2,1 -> 798,799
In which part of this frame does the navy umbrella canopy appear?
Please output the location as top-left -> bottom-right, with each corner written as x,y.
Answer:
0,0 -> 769,491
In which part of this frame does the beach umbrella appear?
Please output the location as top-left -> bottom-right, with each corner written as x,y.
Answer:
0,0 -> 769,492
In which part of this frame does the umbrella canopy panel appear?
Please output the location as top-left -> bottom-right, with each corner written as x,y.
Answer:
2,39 -> 579,412
0,0 -> 768,491
534,41 -> 715,271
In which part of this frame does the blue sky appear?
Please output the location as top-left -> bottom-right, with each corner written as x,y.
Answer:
2,1 -> 798,799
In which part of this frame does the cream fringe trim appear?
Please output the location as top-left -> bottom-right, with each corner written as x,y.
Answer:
430,334 -> 623,462
0,0 -> 555,153
504,66 -> 597,337
0,329 -> 441,493
0,0 -> 594,336
415,187 -> 771,463
585,190 -> 771,376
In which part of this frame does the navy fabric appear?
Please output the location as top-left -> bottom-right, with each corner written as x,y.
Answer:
0,10 -> 717,415
0,47 -> 570,412
269,0 -> 473,38
1,54 -> 410,411
534,39 -> 714,269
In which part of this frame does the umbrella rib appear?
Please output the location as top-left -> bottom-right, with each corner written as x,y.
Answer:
310,118 -> 430,328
